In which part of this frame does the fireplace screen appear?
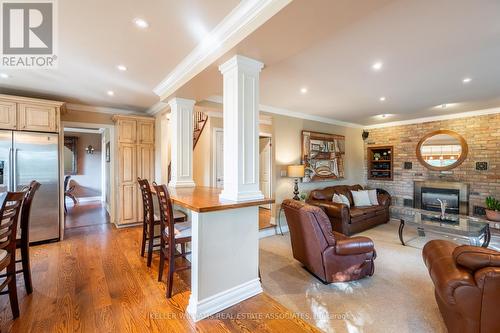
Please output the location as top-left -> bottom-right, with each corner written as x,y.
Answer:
421,187 -> 460,215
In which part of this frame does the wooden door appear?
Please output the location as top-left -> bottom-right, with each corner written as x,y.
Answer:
18,103 -> 57,132
118,119 -> 137,143
120,184 -> 137,223
137,121 -> 154,145
137,145 -> 154,181
119,144 -> 136,183
0,101 -> 17,130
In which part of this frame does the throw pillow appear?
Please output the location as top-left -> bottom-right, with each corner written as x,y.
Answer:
339,194 -> 350,207
332,193 -> 350,207
351,190 -> 371,207
367,189 -> 379,205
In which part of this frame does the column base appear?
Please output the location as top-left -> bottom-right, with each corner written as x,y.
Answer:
187,278 -> 263,322
219,190 -> 264,202
168,179 -> 196,188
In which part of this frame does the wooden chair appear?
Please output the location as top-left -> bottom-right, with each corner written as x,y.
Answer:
153,184 -> 191,298
0,191 -> 27,319
64,175 -> 77,213
17,181 -> 41,294
137,178 -> 187,267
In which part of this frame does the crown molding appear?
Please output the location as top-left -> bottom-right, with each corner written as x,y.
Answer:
153,0 -> 292,100
66,103 -> 142,116
364,107 -> 500,129
64,127 -> 102,134
146,101 -> 169,115
205,95 -> 363,128
203,109 -> 273,125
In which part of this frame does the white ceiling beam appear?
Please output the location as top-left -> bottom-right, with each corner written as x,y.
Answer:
153,0 -> 292,101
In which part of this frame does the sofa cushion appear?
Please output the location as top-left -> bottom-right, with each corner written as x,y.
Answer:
351,190 -> 372,207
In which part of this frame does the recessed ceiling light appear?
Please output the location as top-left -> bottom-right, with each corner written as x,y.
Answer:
462,77 -> 472,84
0,73 -> 9,79
117,65 -> 127,71
300,87 -> 308,94
133,18 -> 149,29
372,61 -> 383,71
107,90 -> 115,96
440,104 -> 447,108
374,114 -> 393,120
379,96 -> 386,102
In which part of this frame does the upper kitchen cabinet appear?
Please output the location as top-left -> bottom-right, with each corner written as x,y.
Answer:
0,94 -> 64,133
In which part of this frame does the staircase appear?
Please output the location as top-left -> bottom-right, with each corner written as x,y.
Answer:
167,110 -> 208,182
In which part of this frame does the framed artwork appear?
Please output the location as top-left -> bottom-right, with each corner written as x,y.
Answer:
105,142 -> 111,162
301,130 -> 345,182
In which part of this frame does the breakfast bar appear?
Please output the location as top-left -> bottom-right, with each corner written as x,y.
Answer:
167,186 -> 274,321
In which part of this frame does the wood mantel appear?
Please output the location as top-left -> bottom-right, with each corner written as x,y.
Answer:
155,186 -> 274,213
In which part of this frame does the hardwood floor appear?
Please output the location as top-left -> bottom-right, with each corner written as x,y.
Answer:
65,201 -> 110,229
0,223 -> 319,332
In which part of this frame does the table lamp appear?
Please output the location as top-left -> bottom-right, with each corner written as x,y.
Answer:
287,165 -> 305,200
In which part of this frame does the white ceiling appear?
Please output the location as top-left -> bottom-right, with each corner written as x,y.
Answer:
0,0 -> 239,112
177,0 -> 500,125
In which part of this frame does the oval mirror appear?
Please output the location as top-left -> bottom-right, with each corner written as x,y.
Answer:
416,130 -> 468,171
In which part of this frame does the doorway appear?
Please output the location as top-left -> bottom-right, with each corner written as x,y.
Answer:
259,135 -> 273,229
63,126 -> 110,229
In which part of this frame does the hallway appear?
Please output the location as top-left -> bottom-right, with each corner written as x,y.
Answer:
65,201 -> 110,229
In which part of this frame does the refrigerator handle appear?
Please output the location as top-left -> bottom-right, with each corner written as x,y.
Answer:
13,148 -> 17,191
9,148 -> 13,191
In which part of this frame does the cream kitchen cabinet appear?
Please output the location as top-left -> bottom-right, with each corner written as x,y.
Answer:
0,94 -> 63,133
113,115 -> 155,226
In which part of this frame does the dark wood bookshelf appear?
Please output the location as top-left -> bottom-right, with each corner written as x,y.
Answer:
367,146 -> 393,181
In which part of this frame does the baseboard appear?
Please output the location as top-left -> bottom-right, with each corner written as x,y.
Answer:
114,222 -> 142,229
258,224 -> 289,239
76,196 -> 102,203
187,278 -> 263,322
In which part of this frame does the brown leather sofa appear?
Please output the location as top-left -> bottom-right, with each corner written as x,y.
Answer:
422,240 -> 500,333
282,199 -> 376,283
306,185 -> 391,236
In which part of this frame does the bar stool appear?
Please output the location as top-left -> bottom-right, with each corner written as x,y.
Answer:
137,178 -> 187,267
153,184 -> 191,298
0,191 -> 27,319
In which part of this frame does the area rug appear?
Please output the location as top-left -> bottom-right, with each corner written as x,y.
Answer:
259,220 -> 448,333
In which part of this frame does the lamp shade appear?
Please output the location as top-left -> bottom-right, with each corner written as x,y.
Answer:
287,164 -> 305,178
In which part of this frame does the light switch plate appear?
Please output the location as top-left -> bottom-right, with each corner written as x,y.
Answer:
280,170 -> 287,177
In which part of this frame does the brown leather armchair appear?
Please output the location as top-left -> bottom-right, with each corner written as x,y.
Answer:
282,199 -> 376,283
306,185 -> 391,236
422,240 -> 500,333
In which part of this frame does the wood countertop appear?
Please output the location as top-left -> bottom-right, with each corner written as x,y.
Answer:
153,186 -> 274,213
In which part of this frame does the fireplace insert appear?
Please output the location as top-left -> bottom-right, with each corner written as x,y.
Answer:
421,187 -> 460,215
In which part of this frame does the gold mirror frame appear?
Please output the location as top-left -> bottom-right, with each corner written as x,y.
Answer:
416,130 -> 468,171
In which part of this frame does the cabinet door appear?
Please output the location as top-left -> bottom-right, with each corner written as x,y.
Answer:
119,184 -> 137,224
18,103 -> 57,132
137,121 -> 154,145
0,101 -> 17,129
118,119 -> 137,143
119,144 -> 136,183
137,144 -> 155,181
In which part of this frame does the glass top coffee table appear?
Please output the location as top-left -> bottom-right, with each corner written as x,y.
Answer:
390,206 -> 491,248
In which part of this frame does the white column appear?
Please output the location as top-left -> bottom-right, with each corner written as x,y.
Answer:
219,55 -> 264,202
168,97 -> 196,188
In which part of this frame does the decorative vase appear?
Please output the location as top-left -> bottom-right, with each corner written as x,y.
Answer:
485,209 -> 500,222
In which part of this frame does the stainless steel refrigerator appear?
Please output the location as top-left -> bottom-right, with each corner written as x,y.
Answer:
0,130 -> 60,243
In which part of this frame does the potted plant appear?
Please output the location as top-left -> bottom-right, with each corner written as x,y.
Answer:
485,196 -> 500,222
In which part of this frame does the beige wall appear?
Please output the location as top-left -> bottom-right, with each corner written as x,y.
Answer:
64,131 -> 102,198
270,113 -> 365,214
62,109 -> 114,124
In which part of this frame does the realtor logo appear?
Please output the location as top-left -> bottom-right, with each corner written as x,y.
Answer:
1,0 -> 57,68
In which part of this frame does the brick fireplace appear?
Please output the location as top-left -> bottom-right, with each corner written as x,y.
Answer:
364,112 -> 500,215
414,181 -> 469,215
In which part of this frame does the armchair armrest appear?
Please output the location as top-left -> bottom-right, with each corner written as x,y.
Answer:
453,246 -> 500,272
335,236 -> 374,255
